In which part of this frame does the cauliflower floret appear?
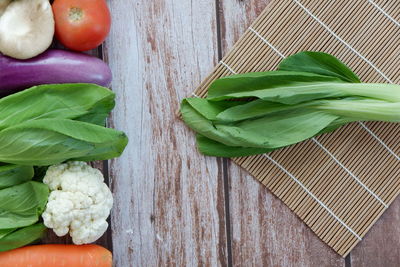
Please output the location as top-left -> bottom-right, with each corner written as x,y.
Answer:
42,161 -> 113,245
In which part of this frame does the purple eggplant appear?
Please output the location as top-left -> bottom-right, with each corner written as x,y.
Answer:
0,49 -> 112,95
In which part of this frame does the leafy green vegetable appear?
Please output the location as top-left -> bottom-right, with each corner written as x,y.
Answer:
0,83 -> 127,166
0,83 -> 114,130
207,71 -> 344,101
209,77 -> 400,104
0,223 -> 47,252
0,119 -> 128,165
0,228 -> 16,240
278,51 -> 361,83
196,135 -> 273,157
0,181 -> 49,229
215,99 -> 304,122
215,110 -> 338,148
183,98 -> 339,148
181,51 -> 400,157
0,180 -> 48,252
207,71 -> 346,103
181,99 -> 245,146
0,165 -> 34,189
0,83 -> 128,251
74,95 -> 116,125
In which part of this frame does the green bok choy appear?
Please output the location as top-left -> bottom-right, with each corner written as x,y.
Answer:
180,51 -> 400,157
0,83 -> 128,165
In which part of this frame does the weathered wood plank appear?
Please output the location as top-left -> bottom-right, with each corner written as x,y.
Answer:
218,1 -> 345,265
105,0 -> 228,266
350,196 -> 400,267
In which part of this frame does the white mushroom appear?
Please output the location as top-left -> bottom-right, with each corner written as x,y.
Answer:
0,0 -> 12,17
0,0 -> 54,59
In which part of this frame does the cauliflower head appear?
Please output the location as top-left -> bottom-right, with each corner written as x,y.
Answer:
42,161 -> 113,245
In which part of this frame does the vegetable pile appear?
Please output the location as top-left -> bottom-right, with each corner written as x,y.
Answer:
181,51 -> 400,157
0,83 -> 126,252
0,166 -> 48,251
0,84 -> 127,165
0,0 -> 119,264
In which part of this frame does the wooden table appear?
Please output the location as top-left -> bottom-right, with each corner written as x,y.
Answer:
44,1 -> 400,266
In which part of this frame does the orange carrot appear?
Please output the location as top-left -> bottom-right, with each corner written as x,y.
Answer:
0,244 -> 112,267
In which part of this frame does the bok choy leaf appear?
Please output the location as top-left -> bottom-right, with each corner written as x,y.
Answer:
0,83 -> 127,165
181,51 -> 400,157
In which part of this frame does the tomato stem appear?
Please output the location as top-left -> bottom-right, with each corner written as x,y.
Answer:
68,7 -> 83,22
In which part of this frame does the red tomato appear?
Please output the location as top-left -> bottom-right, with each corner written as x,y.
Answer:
52,0 -> 111,51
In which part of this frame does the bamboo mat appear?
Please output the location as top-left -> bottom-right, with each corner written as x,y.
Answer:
190,0 -> 400,257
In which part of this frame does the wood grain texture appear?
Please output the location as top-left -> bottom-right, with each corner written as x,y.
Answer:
218,0 -> 344,266
350,196 -> 400,267
104,0 -> 228,266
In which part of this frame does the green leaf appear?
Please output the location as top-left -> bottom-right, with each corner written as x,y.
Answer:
211,81 -> 400,105
181,99 -> 245,146
0,223 -> 47,252
185,98 -> 244,121
197,135 -> 273,157
74,94 -> 116,125
0,228 -> 16,239
216,99 -> 321,122
0,181 -> 49,229
181,51 -> 400,158
278,51 -> 361,83
0,83 -> 115,130
0,165 -> 34,189
0,119 -> 128,166
207,71 -> 344,102
215,109 -> 338,149
182,97 -> 339,154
